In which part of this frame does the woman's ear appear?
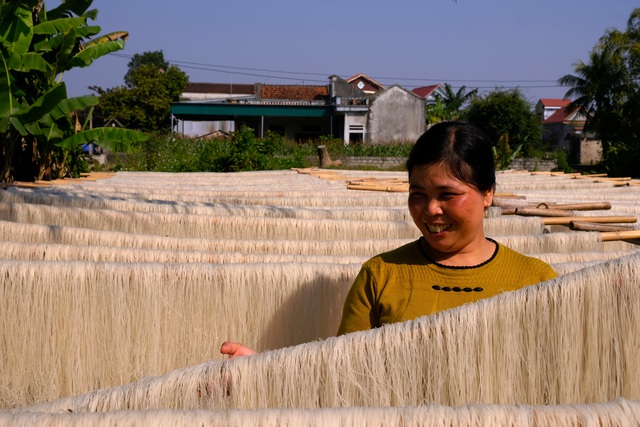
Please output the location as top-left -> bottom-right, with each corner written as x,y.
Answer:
483,188 -> 494,208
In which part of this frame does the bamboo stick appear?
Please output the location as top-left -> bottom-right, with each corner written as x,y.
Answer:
569,221 -> 636,232
515,207 -> 574,217
348,179 -> 407,186
498,208 -> 517,215
543,216 -> 638,226
594,178 -> 632,183
492,200 -> 535,208
493,193 -> 526,199
346,184 -> 408,192
600,230 -> 640,242
572,173 -> 608,179
535,202 -> 611,211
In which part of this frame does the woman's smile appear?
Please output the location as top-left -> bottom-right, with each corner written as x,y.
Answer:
408,162 -> 493,266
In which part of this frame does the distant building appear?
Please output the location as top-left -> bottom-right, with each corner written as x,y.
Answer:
411,84 -> 446,105
536,98 -> 601,165
535,98 -> 572,121
345,73 -> 386,94
171,74 -> 425,145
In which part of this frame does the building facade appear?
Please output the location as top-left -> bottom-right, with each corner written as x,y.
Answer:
171,74 -> 425,145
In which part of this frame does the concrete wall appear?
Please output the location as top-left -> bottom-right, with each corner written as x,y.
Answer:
320,156 -> 558,171
367,86 -> 425,145
578,139 -> 602,165
509,158 -> 557,171
341,156 -> 407,169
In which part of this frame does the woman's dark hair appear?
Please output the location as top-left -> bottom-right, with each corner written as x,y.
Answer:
406,121 -> 496,193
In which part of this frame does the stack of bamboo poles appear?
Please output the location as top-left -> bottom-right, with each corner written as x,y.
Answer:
0,169 -> 639,424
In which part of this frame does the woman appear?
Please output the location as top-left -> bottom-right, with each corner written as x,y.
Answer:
221,122 -> 557,356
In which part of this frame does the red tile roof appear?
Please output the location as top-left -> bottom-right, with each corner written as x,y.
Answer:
539,98 -> 571,108
545,106 -> 586,124
346,74 -> 386,92
411,84 -> 443,99
260,85 -> 328,101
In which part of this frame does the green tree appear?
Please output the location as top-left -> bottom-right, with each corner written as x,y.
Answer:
0,0 -> 146,182
559,8 -> 640,175
96,50 -> 188,133
124,50 -> 168,87
558,45 -> 628,157
465,88 -> 542,157
425,83 -> 478,124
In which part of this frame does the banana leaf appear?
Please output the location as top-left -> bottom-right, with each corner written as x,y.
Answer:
0,0 -> 35,55
65,38 -> 125,69
46,0 -> 94,20
33,17 -> 87,35
13,51 -> 51,72
57,127 -> 147,152
15,83 -> 67,124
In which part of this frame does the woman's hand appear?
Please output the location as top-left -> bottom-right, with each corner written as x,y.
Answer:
220,341 -> 257,359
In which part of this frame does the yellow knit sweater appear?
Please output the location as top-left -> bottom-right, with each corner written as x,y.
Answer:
337,238 -> 557,335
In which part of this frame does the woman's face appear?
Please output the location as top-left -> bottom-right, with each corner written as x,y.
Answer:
408,162 -> 493,263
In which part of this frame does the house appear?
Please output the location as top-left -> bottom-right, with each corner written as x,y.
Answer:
411,84 -> 446,105
367,85 -> 426,144
345,73 -> 386,94
171,74 -> 425,145
181,82 -> 255,101
175,83 -> 256,137
535,98 -> 572,121
537,98 -> 601,165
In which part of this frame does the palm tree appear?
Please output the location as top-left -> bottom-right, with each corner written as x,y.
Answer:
558,44 -> 628,157
426,83 -> 478,124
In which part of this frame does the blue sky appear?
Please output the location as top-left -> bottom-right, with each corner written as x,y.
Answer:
61,0 -> 635,104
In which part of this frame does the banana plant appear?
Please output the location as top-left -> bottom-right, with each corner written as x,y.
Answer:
0,0 -> 146,182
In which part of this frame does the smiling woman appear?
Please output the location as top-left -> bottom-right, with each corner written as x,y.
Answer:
336,121 -> 557,335
222,122 -> 558,356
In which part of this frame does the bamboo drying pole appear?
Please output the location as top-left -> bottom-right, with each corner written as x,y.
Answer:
493,193 -> 527,199
346,184 -> 408,192
569,221 -> 636,232
535,202 -> 611,211
599,230 -> 640,244
543,216 -> 638,226
572,173 -> 608,179
515,207 -> 574,217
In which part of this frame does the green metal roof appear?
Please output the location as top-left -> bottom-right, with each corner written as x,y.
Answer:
171,102 -> 333,120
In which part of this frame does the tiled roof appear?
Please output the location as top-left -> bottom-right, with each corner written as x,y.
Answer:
346,73 -> 386,92
539,98 -> 571,108
545,106 -> 586,124
411,84 -> 443,99
260,85 -> 328,101
184,82 -> 255,95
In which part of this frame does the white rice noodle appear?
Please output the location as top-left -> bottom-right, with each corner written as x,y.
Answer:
0,202 -> 420,240
532,249 -> 640,264
0,241 -> 369,265
0,188 -> 411,221
483,217 -> 544,235
0,221 -> 412,256
0,260 -> 357,408
4,399 -> 640,426
493,232 -> 635,253
21,252 -> 640,412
